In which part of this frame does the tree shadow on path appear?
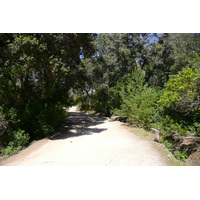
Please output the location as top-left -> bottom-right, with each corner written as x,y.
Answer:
50,110 -> 107,140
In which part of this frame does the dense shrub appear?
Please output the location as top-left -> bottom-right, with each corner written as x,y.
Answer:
0,129 -> 30,158
114,69 -> 162,128
156,67 -> 200,140
77,88 -> 116,117
19,103 -> 67,139
0,103 -> 67,157
158,67 -> 200,115
90,89 -> 112,116
158,115 -> 188,138
117,87 -> 161,128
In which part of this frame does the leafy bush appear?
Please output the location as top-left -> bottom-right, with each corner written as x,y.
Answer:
174,151 -> 188,161
158,115 -> 188,138
162,140 -> 173,150
156,67 -> 200,139
114,69 -> 162,128
16,102 -> 67,139
188,122 -> 200,136
121,88 -> 160,128
90,88 -> 113,116
0,129 -> 30,157
158,67 -> 200,115
78,88 -> 115,116
6,107 -> 18,121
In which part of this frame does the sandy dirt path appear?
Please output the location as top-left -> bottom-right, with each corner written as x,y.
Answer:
0,106 -> 169,166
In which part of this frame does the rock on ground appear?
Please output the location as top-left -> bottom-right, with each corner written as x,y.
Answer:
188,147 -> 200,165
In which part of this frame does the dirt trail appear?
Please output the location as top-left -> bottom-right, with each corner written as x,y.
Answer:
0,106 -> 170,166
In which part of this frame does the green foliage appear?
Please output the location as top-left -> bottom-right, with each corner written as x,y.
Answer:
2,33 -> 200,161
0,129 -> 29,157
162,140 -> 173,150
157,65 -> 200,141
0,33 -> 95,153
174,151 -> 188,161
90,89 -> 110,115
77,33 -> 152,116
1,107 -> 18,123
75,33 -> 200,161
158,67 -> 200,115
158,115 -> 188,138
145,33 -> 175,87
188,122 -> 200,135
78,88 -> 113,116
19,102 -> 67,139
115,68 -> 161,128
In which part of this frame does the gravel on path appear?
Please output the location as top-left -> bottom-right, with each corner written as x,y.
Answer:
0,106 -> 169,166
